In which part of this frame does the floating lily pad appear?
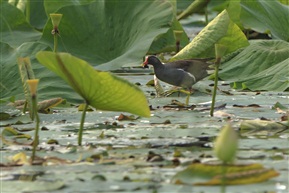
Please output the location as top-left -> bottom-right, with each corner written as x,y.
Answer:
172,163 -> 279,185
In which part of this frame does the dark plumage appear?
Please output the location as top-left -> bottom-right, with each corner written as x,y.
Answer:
143,55 -> 210,89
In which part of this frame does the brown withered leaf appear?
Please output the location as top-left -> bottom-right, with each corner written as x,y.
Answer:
9,98 -> 64,113
233,104 -> 261,108
146,151 -> 164,162
8,100 -> 26,108
280,114 -> 288,121
38,98 -> 64,113
197,103 -> 226,111
117,113 -> 138,121
163,100 -> 196,110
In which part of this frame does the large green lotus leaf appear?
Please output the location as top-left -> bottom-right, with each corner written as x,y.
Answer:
0,41 -> 81,102
218,40 -> 289,81
0,42 -> 20,98
36,51 -> 150,117
226,0 -> 242,28
148,18 -> 189,54
170,10 -> 248,61
232,58 -> 289,91
177,0 -> 210,20
40,0 -> 174,70
0,1 -> 41,48
7,0 -> 96,30
279,0 -> 289,5
43,0 -> 95,16
27,0 -> 47,29
240,0 -> 289,41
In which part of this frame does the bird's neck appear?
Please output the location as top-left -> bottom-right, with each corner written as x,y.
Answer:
151,62 -> 165,71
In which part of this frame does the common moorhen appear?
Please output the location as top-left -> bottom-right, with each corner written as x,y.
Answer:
143,55 -> 211,104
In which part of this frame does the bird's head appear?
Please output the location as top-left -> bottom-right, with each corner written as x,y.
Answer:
142,55 -> 161,68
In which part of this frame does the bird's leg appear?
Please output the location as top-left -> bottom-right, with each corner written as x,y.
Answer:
154,75 -> 165,97
165,88 -> 193,106
186,94 -> 190,106
177,89 -> 191,106
180,88 -> 193,106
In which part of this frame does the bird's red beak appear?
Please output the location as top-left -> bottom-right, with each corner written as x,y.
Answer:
142,57 -> 149,68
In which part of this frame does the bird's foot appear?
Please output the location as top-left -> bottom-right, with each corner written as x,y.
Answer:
163,88 -> 193,106
164,89 -> 179,97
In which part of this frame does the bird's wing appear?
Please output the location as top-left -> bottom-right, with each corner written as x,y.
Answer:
165,60 -> 191,71
166,60 -> 211,81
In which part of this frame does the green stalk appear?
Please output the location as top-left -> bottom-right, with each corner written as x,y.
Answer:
221,162 -> 227,193
173,30 -> 183,53
53,33 -> 58,52
23,100 -> 28,114
31,94 -> 40,162
78,103 -> 89,146
210,58 -> 220,117
17,58 -> 35,120
210,44 -> 227,117
50,14 -> 63,53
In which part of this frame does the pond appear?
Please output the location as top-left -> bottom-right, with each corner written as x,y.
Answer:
1,72 -> 288,193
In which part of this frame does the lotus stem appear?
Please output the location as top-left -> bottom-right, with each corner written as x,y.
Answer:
50,14 -> 62,52
27,79 -> 40,163
210,44 -> 227,117
173,30 -> 183,53
210,58 -> 220,117
31,94 -> 40,162
53,33 -> 58,53
221,162 -> 227,193
23,100 -> 28,114
18,57 -> 35,120
78,102 -> 89,146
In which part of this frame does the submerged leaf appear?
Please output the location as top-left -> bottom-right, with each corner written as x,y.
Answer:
11,152 -> 30,165
2,179 -> 65,192
0,105 -> 21,120
195,168 -> 280,185
36,52 -> 150,117
0,113 -> 10,120
173,163 -> 279,185
2,127 -> 19,136
1,127 -> 32,146
240,120 -> 288,131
